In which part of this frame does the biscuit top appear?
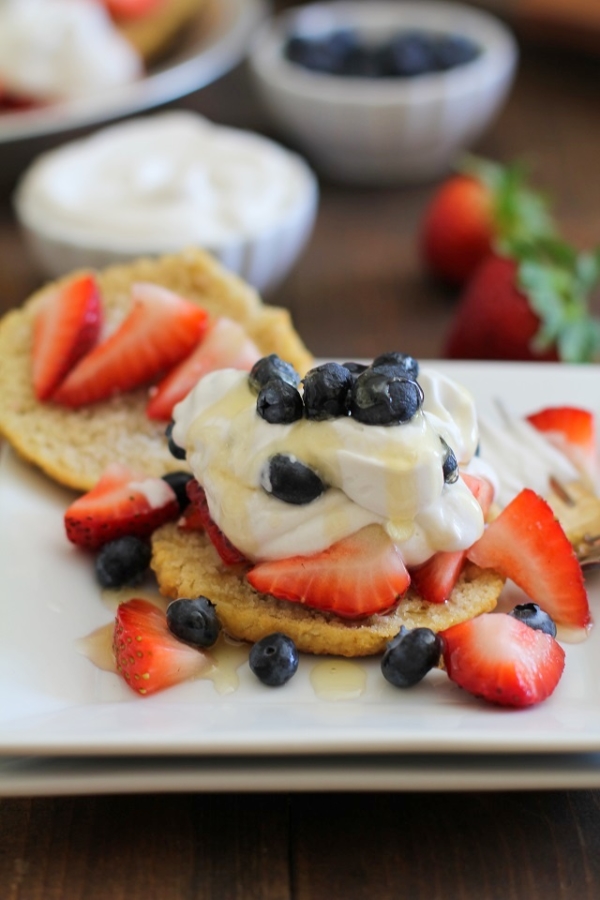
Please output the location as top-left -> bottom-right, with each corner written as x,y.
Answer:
0,0 -> 142,100
172,366 -> 487,565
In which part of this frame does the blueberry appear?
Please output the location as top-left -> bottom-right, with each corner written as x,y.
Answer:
440,437 -> 459,484
342,361 -> 368,376
257,379 -> 304,424
162,471 -> 193,512
284,30 -> 358,75
380,31 -> 436,77
509,603 -> 557,637
371,351 -> 419,380
342,44 -> 383,78
302,362 -> 353,420
350,371 -> 424,426
261,453 -> 326,505
381,626 -> 442,688
249,633 -> 299,686
434,34 -> 480,70
166,596 -> 221,648
165,421 -> 186,460
95,536 -> 151,589
248,354 -> 300,394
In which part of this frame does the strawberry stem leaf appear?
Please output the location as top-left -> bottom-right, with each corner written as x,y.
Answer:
515,240 -> 600,362
459,154 -> 556,247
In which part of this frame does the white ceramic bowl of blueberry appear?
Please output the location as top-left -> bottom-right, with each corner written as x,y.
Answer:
248,0 -> 518,184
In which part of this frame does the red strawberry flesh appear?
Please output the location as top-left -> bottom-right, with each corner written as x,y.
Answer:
52,282 -> 208,408
420,175 -> 494,286
444,255 -> 559,362
409,473 -> 494,605
65,462 -> 179,550
467,488 -> 591,631
441,612 -> 565,707
247,524 -> 411,618
32,274 -> 102,401
146,316 -> 260,421
526,406 -> 597,482
185,479 -> 249,566
113,598 -> 210,696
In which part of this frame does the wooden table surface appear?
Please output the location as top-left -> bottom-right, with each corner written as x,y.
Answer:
2,3 -> 600,897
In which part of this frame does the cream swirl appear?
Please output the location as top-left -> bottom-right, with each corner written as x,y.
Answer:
14,112 -> 318,253
0,0 -> 141,101
172,366 -> 487,564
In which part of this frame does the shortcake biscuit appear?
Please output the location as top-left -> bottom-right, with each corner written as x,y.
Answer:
151,524 -> 504,657
0,248 -> 313,492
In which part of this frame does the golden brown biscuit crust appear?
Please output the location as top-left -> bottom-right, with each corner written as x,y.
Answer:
0,248 -> 313,491
151,523 -> 504,657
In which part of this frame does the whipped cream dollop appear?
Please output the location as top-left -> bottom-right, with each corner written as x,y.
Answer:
172,366 -> 487,565
15,112 -> 318,253
0,0 -> 141,101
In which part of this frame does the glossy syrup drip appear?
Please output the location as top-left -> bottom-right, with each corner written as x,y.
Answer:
82,588 -> 370,698
309,659 -> 367,701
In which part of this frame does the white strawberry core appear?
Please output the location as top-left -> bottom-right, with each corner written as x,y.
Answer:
129,478 -> 174,510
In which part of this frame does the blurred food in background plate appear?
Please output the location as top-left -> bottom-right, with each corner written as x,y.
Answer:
0,0 -> 143,110
0,0 -> 267,194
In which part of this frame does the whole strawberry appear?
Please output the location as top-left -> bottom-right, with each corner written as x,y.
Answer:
420,157 -> 554,286
444,243 -> 600,363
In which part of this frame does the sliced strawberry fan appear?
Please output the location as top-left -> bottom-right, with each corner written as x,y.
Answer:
146,316 -> 261,421
53,283 -> 209,408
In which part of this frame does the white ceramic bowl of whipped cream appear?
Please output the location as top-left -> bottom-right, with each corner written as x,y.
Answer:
248,0 -> 517,184
13,111 -> 319,293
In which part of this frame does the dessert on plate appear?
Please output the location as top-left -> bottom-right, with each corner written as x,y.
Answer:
150,356 -> 507,657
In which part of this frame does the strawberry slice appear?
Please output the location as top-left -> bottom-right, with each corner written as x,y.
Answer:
32,274 -> 102,401
461,472 -> 495,517
410,550 -> 466,606
247,524 -> 411,618
52,283 -> 208,408
65,462 -> 179,550
113,598 -> 210,696
184,480 -> 249,566
103,0 -> 163,20
467,488 -> 591,630
409,473 -> 495,605
526,406 -> 597,482
146,317 -> 261,420
441,612 -> 565,707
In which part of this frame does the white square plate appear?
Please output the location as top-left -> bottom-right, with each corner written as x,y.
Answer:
1,361 -> 600,759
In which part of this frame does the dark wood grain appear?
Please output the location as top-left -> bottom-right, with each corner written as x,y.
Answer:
2,791 -> 600,899
2,3 -> 600,897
